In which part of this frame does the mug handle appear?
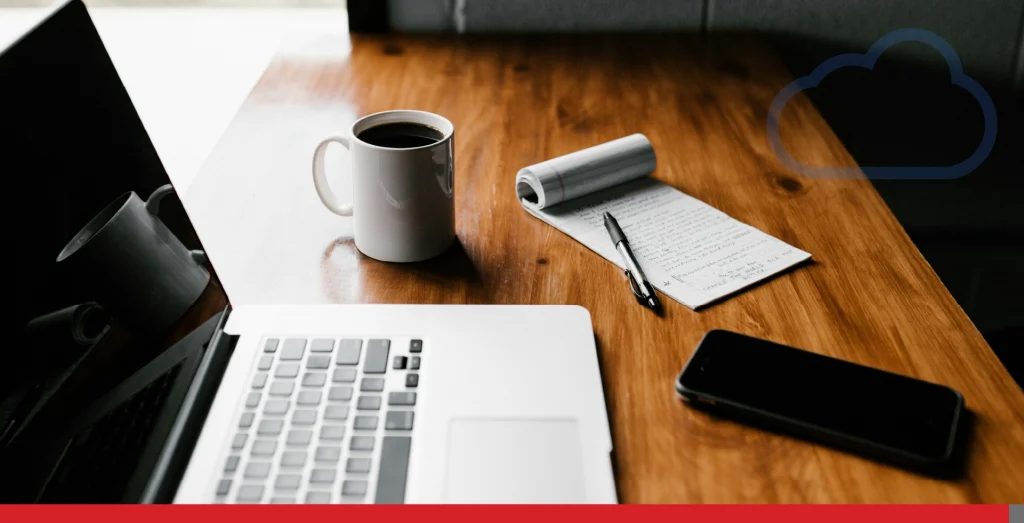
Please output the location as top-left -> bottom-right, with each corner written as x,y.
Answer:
144,184 -> 176,216
312,132 -> 354,216
145,185 -> 210,271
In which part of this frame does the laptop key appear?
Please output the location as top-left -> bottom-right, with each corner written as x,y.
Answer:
307,355 -> 330,369
275,474 -> 301,490
357,396 -> 381,411
405,374 -> 419,388
293,409 -> 317,425
269,381 -> 294,396
320,425 -> 345,441
244,462 -> 271,479
385,411 -> 414,430
257,355 -> 273,371
302,372 -> 326,387
361,378 -> 385,392
409,339 -> 422,353
305,491 -> 331,504
324,405 -> 349,421
251,373 -> 268,389
264,399 -> 289,415
245,392 -> 260,408
388,392 -> 416,406
280,450 -> 307,467
336,339 -> 362,365
310,468 -> 336,484
264,339 -> 279,353
236,485 -> 263,502
354,415 -> 378,430
393,356 -> 408,370
329,386 -> 353,402
410,356 -> 421,370
275,363 -> 299,378
252,439 -> 278,456
232,433 -> 247,450
216,479 -> 232,496
310,339 -> 335,353
287,429 -> 312,446
297,390 -> 322,406
346,457 -> 371,473
375,436 -> 412,504
315,446 -> 342,462
281,339 -> 306,360
258,419 -> 284,436
350,436 -> 375,451
341,480 -> 367,497
364,339 -> 390,373
239,412 -> 255,427
332,368 -> 357,383
224,456 -> 240,473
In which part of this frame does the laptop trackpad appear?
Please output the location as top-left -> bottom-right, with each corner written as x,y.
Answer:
443,418 -> 587,503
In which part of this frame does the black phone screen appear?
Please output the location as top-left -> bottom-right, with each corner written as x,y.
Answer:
677,330 -> 963,461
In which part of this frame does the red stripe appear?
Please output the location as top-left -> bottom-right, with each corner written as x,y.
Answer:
0,504 -> 1008,523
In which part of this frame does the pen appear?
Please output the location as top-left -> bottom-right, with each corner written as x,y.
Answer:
603,212 -> 661,311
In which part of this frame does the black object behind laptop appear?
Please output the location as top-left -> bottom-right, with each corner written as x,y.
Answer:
675,329 -> 968,477
0,0 -> 236,503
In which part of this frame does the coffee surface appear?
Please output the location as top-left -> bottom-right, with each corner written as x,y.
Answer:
357,122 -> 444,148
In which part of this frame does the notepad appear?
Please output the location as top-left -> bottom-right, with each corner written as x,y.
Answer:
516,134 -> 812,309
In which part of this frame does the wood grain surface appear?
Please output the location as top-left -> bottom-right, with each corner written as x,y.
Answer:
183,32 -> 1024,502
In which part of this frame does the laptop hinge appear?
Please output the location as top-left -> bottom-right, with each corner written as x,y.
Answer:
140,307 -> 237,503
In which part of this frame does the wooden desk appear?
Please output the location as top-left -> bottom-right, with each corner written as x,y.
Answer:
184,33 -> 1024,502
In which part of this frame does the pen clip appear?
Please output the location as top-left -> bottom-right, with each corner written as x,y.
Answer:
625,269 -> 646,302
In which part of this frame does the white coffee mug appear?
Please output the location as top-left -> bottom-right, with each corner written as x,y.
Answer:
312,110 -> 455,262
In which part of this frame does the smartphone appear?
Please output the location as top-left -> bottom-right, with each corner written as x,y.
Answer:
675,330 -> 966,475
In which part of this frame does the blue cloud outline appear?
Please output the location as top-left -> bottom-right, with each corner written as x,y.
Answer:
766,28 -> 998,180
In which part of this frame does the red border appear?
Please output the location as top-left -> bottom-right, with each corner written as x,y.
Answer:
0,504 -> 1009,523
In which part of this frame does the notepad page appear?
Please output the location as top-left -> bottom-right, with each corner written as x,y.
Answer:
526,177 -> 812,309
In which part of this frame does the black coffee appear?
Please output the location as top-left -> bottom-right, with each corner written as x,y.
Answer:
357,122 -> 444,148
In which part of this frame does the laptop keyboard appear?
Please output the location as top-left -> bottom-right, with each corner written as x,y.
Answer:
215,337 -> 421,504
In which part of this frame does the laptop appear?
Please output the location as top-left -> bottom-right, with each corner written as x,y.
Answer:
0,0 -> 615,504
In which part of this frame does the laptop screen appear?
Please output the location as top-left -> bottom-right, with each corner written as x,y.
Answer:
1,0 -> 225,446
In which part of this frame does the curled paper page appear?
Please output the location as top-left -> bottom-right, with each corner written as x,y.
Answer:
515,134 -> 656,210
516,133 -> 811,309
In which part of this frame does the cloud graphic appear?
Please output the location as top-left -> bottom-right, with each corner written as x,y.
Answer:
766,28 -> 997,180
